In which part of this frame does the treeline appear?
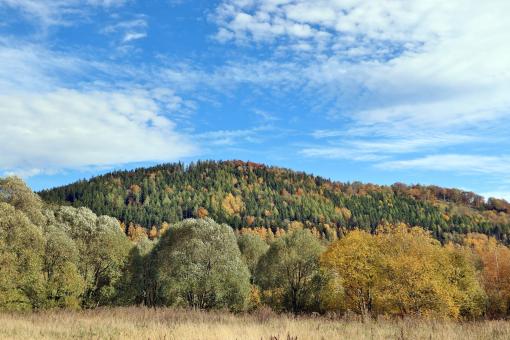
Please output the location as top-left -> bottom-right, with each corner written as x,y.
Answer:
39,160 -> 510,243
3,177 -> 510,319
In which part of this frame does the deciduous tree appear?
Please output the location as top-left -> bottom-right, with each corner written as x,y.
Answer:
256,229 -> 325,313
155,218 -> 250,311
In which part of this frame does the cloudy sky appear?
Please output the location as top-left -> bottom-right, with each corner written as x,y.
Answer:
1,0 -> 510,199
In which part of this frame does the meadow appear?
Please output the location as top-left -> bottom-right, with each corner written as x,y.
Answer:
1,307 -> 510,340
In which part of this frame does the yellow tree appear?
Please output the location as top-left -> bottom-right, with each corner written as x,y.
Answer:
321,229 -> 382,316
222,193 -> 245,216
464,233 -> 510,317
375,225 -> 460,318
444,243 -> 487,319
321,224 -> 485,319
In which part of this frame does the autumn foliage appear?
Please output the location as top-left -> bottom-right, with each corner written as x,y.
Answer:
4,175 -> 510,321
321,225 -> 486,319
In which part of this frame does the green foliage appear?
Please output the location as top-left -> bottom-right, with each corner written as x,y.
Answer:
0,177 -> 131,310
155,218 -> 251,311
237,234 -> 269,283
256,229 -> 325,313
0,176 -> 45,226
116,238 -> 157,306
38,160 -> 510,243
0,202 -> 45,310
43,226 -> 84,308
49,206 -> 132,307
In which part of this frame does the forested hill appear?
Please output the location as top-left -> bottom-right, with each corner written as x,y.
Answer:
39,160 -> 510,243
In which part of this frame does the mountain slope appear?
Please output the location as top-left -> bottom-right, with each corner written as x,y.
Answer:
39,160 -> 510,243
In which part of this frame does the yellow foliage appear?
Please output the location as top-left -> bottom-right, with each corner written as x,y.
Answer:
246,216 -> 256,226
335,207 -> 352,221
149,226 -> 158,240
321,225 -> 485,319
323,224 -> 337,241
159,222 -> 171,236
464,233 -> 510,317
238,227 -> 275,243
321,229 -> 381,316
222,193 -> 245,215
288,221 -> 304,232
127,224 -> 147,242
274,228 -> 286,238
129,184 -> 141,194
247,285 -> 262,310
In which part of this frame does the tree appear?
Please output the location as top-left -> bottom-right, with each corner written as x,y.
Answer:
0,176 -> 45,226
222,193 -> 245,216
155,218 -> 250,311
116,238 -> 156,306
0,202 -> 46,310
43,226 -> 84,308
464,233 -> 510,318
256,229 -> 325,313
444,243 -> 487,319
320,229 -> 381,316
51,206 -> 131,307
237,233 -> 269,282
39,161 -> 510,244
0,178 -> 84,310
321,224 -> 486,319
375,225 -> 464,318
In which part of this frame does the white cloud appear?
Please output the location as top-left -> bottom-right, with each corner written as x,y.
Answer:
0,38 -> 197,177
0,89 -> 196,176
102,18 -> 148,44
197,126 -> 271,146
0,0 -> 127,27
303,133 -> 479,163
378,155 -> 510,175
122,32 -> 146,42
214,0 -> 455,56
300,147 -> 385,162
0,39 -> 87,91
254,109 -> 278,122
213,1 -> 510,169
158,59 -> 302,94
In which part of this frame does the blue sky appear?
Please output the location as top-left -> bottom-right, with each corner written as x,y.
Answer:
1,0 -> 510,200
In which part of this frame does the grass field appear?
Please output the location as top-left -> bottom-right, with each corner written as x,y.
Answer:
1,307 -> 509,340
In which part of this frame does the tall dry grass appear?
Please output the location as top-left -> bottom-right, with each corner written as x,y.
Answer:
1,307 -> 509,340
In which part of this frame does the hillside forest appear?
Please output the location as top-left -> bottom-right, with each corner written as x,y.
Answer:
40,161 -> 510,244
2,161 -> 510,319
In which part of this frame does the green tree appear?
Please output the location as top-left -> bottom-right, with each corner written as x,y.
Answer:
155,218 -> 250,311
116,238 -> 156,306
256,229 -> 325,313
0,202 -> 46,310
0,177 -> 45,226
43,226 -> 84,308
237,233 -> 269,283
51,206 -> 131,307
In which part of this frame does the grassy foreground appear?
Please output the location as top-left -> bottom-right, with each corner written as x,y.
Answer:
1,307 -> 510,340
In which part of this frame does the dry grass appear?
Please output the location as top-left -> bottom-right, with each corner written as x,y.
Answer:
1,307 -> 510,340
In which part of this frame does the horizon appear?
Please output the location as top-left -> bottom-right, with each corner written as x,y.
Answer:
2,1 -> 510,200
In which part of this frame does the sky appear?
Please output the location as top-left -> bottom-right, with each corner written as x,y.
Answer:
1,0 -> 510,200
